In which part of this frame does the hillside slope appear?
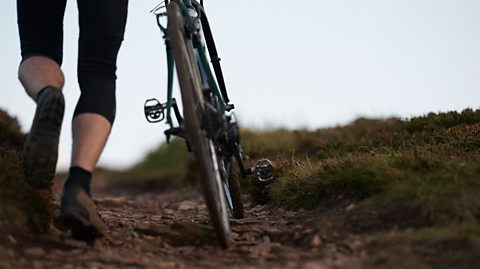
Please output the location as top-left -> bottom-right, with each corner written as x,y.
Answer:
1,108 -> 479,269
245,109 -> 480,268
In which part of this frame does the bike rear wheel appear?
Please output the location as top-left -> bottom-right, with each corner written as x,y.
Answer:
167,0 -> 230,248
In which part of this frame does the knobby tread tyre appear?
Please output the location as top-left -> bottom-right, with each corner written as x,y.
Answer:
226,157 -> 244,219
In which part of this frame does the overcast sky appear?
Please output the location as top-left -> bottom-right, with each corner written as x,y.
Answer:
1,0 -> 479,170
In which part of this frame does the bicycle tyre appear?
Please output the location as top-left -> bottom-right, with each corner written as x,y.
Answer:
167,1 -> 230,248
226,157 -> 244,219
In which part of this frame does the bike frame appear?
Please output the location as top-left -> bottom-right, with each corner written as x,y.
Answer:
155,0 -> 229,130
146,0 -> 275,184
147,0 -> 256,175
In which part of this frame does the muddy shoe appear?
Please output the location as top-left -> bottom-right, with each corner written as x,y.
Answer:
61,184 -> 108,242
22,87 -> 65,189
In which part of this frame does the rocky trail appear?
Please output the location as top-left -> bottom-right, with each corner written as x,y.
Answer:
1,179 -> 359,269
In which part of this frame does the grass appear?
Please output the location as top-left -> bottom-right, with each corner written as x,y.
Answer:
120,138 -> 198,190
238,108 -> 480,269
268,152 -> 480,226
0,109 -> 50,233
249,109 -> 480,209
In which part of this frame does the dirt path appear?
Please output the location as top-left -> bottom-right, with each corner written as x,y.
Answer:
1,180 -> 359,269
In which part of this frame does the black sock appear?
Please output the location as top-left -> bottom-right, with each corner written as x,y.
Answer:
64,166 -> 92,196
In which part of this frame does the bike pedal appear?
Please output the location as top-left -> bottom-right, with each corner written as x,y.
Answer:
255,159 -> 275,182
144,98 -> 165,123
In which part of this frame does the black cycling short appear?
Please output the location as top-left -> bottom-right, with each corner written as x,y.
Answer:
17,0 -> 129,124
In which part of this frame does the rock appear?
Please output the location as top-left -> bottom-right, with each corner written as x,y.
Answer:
162,209 -> 175,219
161,215 -> 175,221
62,238 -> 88,248
7,235 -> 17,245
95,197 -> 130,207
294,231 -> 301,240
0,246 -> 16,258
252,205 -> 266,212
240,232 -> 255,242
249,236 -> 271,257
196,204 -> 207,211
346,203 -> 355,212
178,200 -> 197,211
163,208 -> 175,214
230,217 -> 260,226
132,231 -> 140,238
284,211 -> 297,218
333,257 -> 361,268
135,224 -> 163,236
87,262 -> 102,269
170,221 -> 215,244
142,235 -> 156,241
348,239 -> 363,252
261,226 -> 289,242
270,242 -> 286,254
135,221 -> 215,246
231,231 -> 240,240
162,242 -> 173,249
274,207 -> 285,216
23,247 -> 45,257
234,225 -> 263,234
32,261 -> 44,269
302,261 -> 329,269
311,234 -> 322,248
156,261 -> 177,268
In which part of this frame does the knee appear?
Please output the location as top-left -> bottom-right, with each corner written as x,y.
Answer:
74,72 -> 117,124
19,56 -> 65,90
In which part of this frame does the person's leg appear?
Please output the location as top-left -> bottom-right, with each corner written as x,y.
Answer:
17,0 -> 66,99
61,113 -> 113,241
61,0 -> 128,241
70,0 -> 128,170
71,113 -> 111,171
19,56 -> 64,100
17,0 -> 67,189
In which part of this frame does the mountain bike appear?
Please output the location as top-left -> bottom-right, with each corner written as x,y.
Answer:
144,0 -> 275,248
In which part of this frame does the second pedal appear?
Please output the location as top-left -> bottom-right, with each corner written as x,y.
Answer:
255,159 -> 275,182
144,98 -> 165,123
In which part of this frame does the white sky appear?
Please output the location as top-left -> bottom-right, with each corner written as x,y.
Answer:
1,0 -> 479,170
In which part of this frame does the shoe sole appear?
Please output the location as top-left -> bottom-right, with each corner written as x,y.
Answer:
62,211 -> 103,242
22,88 -> 64,189
61,190 -> 108,242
